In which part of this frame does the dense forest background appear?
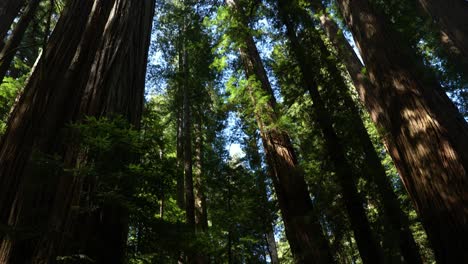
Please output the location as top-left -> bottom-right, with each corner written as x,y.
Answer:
0,0 -> 467,263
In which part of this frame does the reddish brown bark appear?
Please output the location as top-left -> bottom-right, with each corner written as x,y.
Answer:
0,0 -> 155,262
336,0 -> 468,262
70,1 -> 154,262
227,1 -> 334,262
277,2 -> 383,263
308,2 -> 424,263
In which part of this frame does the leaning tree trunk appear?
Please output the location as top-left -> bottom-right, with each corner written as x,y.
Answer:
335,0 -> 468,262
226,1 -> 335,263
0,0 -> 155,262
308,2 -> 423,263
417,0 -> 468,65
277,2 -> 383,263
0,0 -> 25,49
0,0 -> 40,83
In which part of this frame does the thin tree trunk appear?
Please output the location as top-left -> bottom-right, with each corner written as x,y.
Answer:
308,3 -> 424,263
182,37 -> 195,228
277,3 -> 383,263
0,0 -> 155,262
418,0 -> 468,64
0,0 -> 25,49
176,26 -> 186,210
227,173 -> 233,264
266,230 -> 279,264
193,112 -> 208,264
0,0 -> 40,83
177,107 -> 186,209
194,114 -> 207,231
335,0 -> 468,262
226,1 -> 334,263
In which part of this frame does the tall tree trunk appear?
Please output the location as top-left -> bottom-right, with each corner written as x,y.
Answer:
180,26 -> 197,264
193,112 -> 208,264
308,2 -> 423,263
177,107 -> 186,209
0,0 -> 25,49
176,26 -> 186,210
277,2 -> 383,263
226,1 -> 334,263
0,0 -> 155,262
194,114 -> 207,231
335,0 -> 468,262
182,38 -> 195,228
68,1 -> 154,263
0,0 -> 40,83
417,0 -> 468,64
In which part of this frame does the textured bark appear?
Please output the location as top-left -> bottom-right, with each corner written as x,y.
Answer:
0,0 -> 112,262
309,2 -> 423,263
70,1 -> 154,262
418,0 -> 468,64
0,0 -> 25,48
277,2 -> 383,263
0,0 -> 40,83
266,230 -> 279,264
336,0 -> 468,262
0,0 -> 155,262
226,1 -> 334,263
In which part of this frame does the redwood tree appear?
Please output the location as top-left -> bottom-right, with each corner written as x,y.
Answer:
307,2 -> 423,263
0,0 -> 155,262
226,0 -> 334,262
335,0 -> 468,262
277,1 -> 384,263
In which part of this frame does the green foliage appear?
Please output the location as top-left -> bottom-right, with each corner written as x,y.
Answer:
0,76 -> 25,134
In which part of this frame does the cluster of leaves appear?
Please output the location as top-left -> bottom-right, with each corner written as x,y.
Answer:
0,76 -> 25,134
